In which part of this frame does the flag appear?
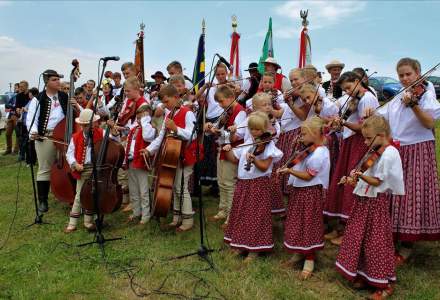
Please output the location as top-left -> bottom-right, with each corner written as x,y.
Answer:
192,31 -> 205,93
134,27 -> 145,85
229,31 -> 241,79
298,27 -> 312,68
258,17 -> 274,74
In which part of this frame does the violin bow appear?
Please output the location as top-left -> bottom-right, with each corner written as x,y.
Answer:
231,136 -> 276,150
339,71 -> 377,117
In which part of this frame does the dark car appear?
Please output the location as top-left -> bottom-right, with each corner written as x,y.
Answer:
427,76 -> 440,99
369,77 -> 402,102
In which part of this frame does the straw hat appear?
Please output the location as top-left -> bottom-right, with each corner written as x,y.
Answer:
264,57 -> 281,69
325,60 -> 345,70
75,108 -> 100,124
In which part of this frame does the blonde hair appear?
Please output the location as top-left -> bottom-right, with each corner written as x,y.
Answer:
262,72 -> 276,81
299,83 -> 318,96
216,63 -> 228,73
169,74 -> 185,85
301,67 -> 317,81
214,85 -> 235,101
159,84 -> 178,98
124,76 -> 141,90
362,115 -> 391,137
301,116 -> 324,135
252,92 -> 271,108
396,57 -> 421,74
248,111 -> 269,131
289,68 -> 302,78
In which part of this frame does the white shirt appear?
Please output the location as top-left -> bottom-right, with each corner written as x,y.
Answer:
288,145 -> 330,188
235,115 -> 281,143
112,86 -> 122,97
377,89 -> 440,146
427,81 -> 436,95
281,77 -> 292,93
245,90 -> 284,110
353,145 -> 405,197
342,91 -> 379,139
66,130 -> 105,167
216,110 -> 247,145
306,97 -> 339,119
318,86 -> 326,99
128,116 -> 156,160
146,108 -> 196,155
204,87 -> 224,119
185,79 -> 194,90
279,102 -> 302,132
26,94 -> 65,135
233,139 -> 283,180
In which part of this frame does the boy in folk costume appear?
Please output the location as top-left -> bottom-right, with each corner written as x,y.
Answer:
369,57 -> 440,265
141,85 -> 197,232
246,72 -> 284,112
336,115 -> 404,300
64,109 -> 119,233
277,116 -> 330,280
324,71 -> 379,245
223,112 -> 283,262
124,105 -> 156,225
204,85 -> 246,227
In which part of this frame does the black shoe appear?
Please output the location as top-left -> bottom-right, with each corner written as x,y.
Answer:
38,200 -> 48,213
37,181 -> 50,213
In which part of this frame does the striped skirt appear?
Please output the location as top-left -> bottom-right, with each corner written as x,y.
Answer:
391,141 -> 440,241
224,176 -> 273,252
336,194 -> 396,289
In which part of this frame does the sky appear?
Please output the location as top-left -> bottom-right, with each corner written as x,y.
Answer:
0,0 -> 439,91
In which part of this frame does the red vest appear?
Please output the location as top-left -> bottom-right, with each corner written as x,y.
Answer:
274,73 -> 284,91
219,104 -> 244,160
71,127 -> 103,179
118,96 -> 148,125
124,125 -> 151,170
168,106 -> 201,166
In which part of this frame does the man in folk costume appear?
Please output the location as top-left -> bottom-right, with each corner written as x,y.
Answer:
322,60 -> 345,100
27,70 -> 67,213
263,57 -> 291,93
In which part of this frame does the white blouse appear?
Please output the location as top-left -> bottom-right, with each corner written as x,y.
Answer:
245,89 -> 284,111
287,145 -> 330,188
353,145 -> 405,197
376,89 -> 440,146
233,140 -> 283,180
204,86 -> 224,119
306,96 -> 339,119
279,102 -> 302,132
343,91 -> 379,140
235,116 -> 281,142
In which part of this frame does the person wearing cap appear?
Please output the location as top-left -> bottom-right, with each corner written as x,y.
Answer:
64,108 -> 119,233
322,60 -> 345,99
26,70 -> 68,213
237,62 -> 262,106
263,57 -> 291,93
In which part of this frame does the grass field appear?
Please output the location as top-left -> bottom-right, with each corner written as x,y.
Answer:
0,128 -> 439,300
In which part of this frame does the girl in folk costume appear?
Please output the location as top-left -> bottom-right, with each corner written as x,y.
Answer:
194,63 -> 229,194
246,72 -> 284,112
142,85 -> 198,232
64,109 -> 119,233
124,105 -> 156,225
204,86 -> 246,227
373,57 -> 440,265
336,115 -> 404,300
324,71 -> 379,245
277,116 -> 330,280
262,57 -> 291,92
223,112 -> 283,262
302,65 -> 327,99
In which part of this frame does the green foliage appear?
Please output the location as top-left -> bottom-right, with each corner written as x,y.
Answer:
0,129 -> 439,300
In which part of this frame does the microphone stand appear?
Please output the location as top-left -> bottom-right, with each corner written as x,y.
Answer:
168,55 -> 222,268
78,59 -> 121,254
27,79 -> 51,227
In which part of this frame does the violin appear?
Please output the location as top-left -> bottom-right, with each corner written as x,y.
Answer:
117,95 -> 136,126
404,82 -> 426,107
286,143 -> 319,168
267,89 -> 281,110
244,131 -> 274,171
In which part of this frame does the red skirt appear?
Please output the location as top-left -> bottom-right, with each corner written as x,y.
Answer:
325,132 -> 340,179
324,133 -> 368,219
224,176 -> 273,252
284,185 -> 325,254
391,141 -> 440,241
269,128 -> 301,214
335,194 -> 396,289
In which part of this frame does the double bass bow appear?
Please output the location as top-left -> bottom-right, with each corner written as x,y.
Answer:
50,59 -> 81,205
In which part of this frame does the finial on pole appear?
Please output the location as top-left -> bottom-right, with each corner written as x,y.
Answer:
300,10 -> 309,27
140,22 -> 145,32
202,18 -> 206,34
232,15 -> 238,32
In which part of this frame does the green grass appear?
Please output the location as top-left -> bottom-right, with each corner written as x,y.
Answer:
0,128 -> 440,300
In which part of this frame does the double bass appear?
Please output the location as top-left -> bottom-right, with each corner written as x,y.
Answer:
80,97 -> 125,214
50,59 -> 81,205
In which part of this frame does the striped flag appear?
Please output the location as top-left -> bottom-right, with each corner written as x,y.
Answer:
258,17 -> 274,74
229,31 -> 241,79
192,30 -> 205,93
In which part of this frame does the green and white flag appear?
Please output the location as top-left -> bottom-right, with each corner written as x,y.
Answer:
258,17 -> 274,74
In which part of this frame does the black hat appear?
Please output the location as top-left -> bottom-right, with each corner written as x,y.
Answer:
42,69 -> 63,84
151,71 -> 167,80
245,62 -> 259,72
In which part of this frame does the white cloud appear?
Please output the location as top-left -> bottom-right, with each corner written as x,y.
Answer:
273,1 -> 367,38
0,36 -> 126,92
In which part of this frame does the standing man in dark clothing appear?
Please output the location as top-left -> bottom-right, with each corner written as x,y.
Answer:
322,60 -> 345,100
3,83 -> 19,155
15,80 -> 30,161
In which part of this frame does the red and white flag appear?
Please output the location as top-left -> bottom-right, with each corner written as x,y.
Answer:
229,31 -> 241,79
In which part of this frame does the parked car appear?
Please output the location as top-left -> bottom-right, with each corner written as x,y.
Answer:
0,94 -> 10,131
427,76 -> 440,99
369,76 -> 402,102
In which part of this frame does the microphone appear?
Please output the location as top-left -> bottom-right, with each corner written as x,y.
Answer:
216,54 -> 233,70
100,56 -> 120,62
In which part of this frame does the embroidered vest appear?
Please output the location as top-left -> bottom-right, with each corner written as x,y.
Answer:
71,127 -> 103,179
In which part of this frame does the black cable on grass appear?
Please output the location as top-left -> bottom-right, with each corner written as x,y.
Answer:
0,161 -> 22,251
